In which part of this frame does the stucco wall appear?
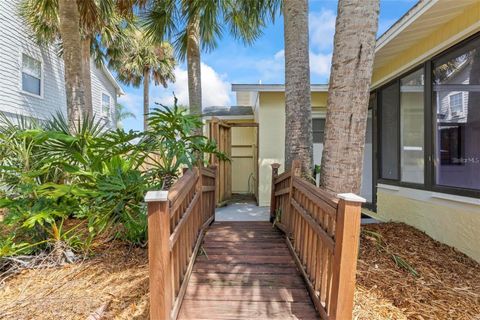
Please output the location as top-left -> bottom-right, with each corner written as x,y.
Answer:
372,1 -> 480,87
257,91 -> 328,206
370,185 -> 480,262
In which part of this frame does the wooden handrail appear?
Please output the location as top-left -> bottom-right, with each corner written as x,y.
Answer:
146,166 -> 217,319
270,162 -> 365,320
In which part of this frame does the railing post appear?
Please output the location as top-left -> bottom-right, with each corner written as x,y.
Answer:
209,165 -> 217,221
270,163 -> 281,223
145,191 -> 172,320
330,193 -> 365,320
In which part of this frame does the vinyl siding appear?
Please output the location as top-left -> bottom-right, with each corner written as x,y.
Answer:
0,0 -> 119,128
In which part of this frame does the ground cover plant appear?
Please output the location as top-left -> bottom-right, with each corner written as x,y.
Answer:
0,99 -> 224,269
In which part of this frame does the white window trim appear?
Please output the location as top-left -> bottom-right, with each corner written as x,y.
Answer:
448,92 -> 464,116
101,92 -> 112,120
19,52 -> 44,99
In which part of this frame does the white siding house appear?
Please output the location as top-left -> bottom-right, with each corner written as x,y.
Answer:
0,0 -> 124,128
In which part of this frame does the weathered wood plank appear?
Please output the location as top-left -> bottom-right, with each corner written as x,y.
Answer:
193,263 -> 299,274
184,285 -> 310,302
178,301 -> 319,319
177,221 -> 318,320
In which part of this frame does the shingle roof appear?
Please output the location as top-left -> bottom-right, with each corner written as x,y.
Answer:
202,106 -> 253,117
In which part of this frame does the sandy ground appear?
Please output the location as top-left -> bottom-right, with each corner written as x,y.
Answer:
0,222 -> 479,320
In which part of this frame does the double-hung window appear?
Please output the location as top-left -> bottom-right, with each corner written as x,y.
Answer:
102,93 -> 111,119
21,54 -> 42,96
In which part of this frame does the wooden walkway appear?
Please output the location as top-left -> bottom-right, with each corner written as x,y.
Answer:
177,221 -> 319,319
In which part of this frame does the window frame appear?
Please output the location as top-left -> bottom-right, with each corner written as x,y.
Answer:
19,53 -> 43,98
374,32 -> 480,199
101,92 -> 112,119
448,92 -> 464,116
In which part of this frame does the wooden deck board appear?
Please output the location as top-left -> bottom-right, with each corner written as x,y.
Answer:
177,221 -> 319,320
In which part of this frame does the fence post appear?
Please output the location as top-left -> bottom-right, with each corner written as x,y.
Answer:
145,191 -> 172,320
209,165 -> 218,220
330,193 -> 365,320
270,163 -> 281,223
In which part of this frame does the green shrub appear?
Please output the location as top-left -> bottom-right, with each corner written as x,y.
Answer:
0,98 -> 224,258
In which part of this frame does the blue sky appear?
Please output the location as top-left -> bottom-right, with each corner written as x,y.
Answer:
119,0 -> 417,131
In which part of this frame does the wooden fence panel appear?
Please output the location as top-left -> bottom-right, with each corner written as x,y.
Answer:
270,161 -> 365,320
146,166 -> 217,319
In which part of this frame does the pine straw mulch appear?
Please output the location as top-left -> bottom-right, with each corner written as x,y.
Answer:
355,223 -> 480,320
0,222 -> 479,319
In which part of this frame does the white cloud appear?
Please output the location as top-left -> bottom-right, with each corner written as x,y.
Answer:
254,49 -> 285,83
154,63 -> 231,108
310,52 -> 332,78
309,9 -> 336,52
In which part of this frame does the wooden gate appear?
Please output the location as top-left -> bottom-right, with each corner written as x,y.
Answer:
208,118 -> 231,204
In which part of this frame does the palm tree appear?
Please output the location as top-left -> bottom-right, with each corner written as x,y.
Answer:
143,1 -> 270,130
58,0 -> 85,130
283,0 -> 313,174
114,103 -> 136,129
110,28 -> 176,130
320,0 -> 379,194
20,0 -> 132,122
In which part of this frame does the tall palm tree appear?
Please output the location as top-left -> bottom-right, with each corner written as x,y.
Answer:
320,0 -> 379,194
110,28 -> 176,130
58,0 -> 85,130
114,103 -> 136,129
143,1 -> 270,130
283,0 -> 312,174
20,0 -> 132,121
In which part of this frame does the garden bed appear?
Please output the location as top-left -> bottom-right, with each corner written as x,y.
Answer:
0,222 -> 479,319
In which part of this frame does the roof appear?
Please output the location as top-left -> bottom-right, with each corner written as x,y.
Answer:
374,0 -> 478,70
232,84 -> 328,92
202,105 -> 254,117
101,64 -> 125,96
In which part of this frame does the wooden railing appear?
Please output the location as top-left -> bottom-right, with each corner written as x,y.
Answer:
271,161 -> 365,320
145,166 -> 217,320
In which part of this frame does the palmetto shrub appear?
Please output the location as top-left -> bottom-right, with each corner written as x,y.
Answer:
0,99 -> 225,259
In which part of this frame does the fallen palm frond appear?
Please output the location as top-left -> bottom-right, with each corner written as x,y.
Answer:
362,229 -> 419,277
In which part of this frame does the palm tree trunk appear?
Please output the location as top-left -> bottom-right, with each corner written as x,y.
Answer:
58,0 -> 85,132
187,17 -> 202,133
283,0 -> 313,174
320,0 -> 379,194
81,36 -> 93,117
143,70 -> 150,131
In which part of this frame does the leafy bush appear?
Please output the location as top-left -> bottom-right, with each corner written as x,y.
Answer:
0,98 -> 225,259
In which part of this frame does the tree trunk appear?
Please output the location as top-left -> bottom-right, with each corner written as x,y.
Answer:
320,0 -> 379,194
144,70 -> 150,131
283,0 -> 313,174
187,16 -> 202,134
81,36 -> 93,118
58,0 -> 85,132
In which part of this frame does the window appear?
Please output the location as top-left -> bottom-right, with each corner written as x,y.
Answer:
21,54 -> 41,96
102,93 -> 111,118
380,81 -> 400,180
433,37 -> 480,190
449,93 -> 463,115
312,118 -> 325,143
400,68 -> 424,184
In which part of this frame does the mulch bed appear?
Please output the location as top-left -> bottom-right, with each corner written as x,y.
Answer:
0,222 -> 479,319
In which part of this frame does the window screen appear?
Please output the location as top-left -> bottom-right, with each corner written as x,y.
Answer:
380,82 -> 400,180
312,118 -> 325,143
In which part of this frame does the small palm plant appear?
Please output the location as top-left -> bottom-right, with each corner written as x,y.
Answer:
114,103 -> 136,129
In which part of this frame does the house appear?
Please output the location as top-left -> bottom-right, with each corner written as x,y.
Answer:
0,0 -> 124,127
206,0 -> 480,262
